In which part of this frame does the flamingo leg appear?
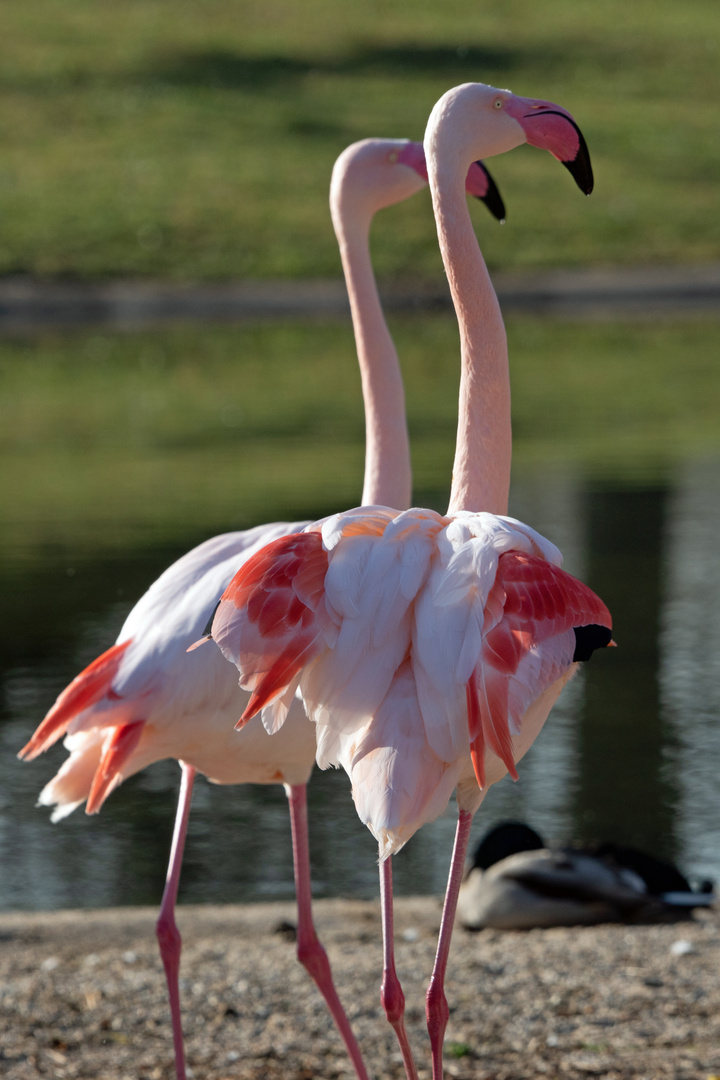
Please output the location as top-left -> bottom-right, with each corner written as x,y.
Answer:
426,808 -> 474,1080
285,783 -> 370,1080
379,855 -> 419,1080
156,762 -> 196,1080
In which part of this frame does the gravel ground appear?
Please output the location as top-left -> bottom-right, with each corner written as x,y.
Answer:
1,897 -> 719,1080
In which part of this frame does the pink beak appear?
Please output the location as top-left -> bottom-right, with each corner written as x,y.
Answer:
504,95 -> 594,195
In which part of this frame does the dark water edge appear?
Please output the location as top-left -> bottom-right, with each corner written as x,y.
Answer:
1,264 -> 719,336
2,461 -> 720,911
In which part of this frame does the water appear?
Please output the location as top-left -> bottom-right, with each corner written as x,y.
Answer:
3,456 -> 719,911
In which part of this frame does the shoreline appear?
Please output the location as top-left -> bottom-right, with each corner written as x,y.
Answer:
1,263 -> 719,334
1,896 -> 719,1078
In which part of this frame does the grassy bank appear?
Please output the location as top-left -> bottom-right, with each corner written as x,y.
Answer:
1,316 -> 717,558
1,0 -> 718,279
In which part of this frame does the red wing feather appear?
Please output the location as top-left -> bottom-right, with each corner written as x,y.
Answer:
490,552 -> 611,660
467,551 -> 611,788
466,681 -> 485,789
212,531 -> 329,721
86,720 -> 145,814
18,640 -> 132,761
467,672 -> 518,789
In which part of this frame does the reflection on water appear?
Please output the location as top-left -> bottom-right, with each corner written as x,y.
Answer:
2,461 -> 720,911
661,459 -> 720,882
575,486 -> 677,855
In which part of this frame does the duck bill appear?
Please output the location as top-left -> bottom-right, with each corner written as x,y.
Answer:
466,160 -> 506,222
505,96 -> 594,195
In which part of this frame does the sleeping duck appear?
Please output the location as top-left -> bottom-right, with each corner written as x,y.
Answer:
457,822 -> 714,931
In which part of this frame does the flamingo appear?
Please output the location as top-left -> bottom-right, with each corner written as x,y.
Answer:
18,138 -> 505,1080
329,135 -> 504,1075
206,82 -> 611,1080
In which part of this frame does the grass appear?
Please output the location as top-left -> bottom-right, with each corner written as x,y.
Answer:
1,315 -> 718,560
0,0 -> 718,279
445,1042 -> 473,1059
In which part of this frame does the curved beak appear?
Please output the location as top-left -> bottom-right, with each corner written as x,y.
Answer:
466,160 -> 506,222
505,96 -> 594,195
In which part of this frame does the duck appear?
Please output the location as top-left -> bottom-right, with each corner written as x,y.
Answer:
457,821 -> 715,930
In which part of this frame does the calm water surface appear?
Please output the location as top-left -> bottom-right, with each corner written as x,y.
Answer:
2,457 -> 719,911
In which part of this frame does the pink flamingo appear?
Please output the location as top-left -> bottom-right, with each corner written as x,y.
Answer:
19,139 -> 505,1080
329,135 -> 504,1076
207,83 -> 610,1080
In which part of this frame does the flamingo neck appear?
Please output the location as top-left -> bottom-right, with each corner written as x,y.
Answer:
428,160 -> 511,517
334,213 -> 412,511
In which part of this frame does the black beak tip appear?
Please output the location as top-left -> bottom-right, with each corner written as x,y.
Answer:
472,162 -> 507,222
201,598 -> 222,639
563,126 -> 594,196
564,155 -> 594,195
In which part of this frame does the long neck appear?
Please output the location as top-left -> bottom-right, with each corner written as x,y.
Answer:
334,213 -> 412,511
428,159 -> 511,516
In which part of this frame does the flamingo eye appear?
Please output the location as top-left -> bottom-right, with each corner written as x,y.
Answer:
493,98 -> 503,109
389,151 -> 398,164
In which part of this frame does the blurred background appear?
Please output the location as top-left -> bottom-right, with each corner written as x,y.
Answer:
1,0 -> 719,910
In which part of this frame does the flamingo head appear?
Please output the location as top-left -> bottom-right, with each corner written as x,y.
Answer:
330,138 -> 428,229
424,82 -> 593,195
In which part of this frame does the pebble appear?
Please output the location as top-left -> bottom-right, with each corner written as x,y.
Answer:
1,899 -> 719,1079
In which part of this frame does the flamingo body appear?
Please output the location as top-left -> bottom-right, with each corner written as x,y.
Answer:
211,506 -> 611,859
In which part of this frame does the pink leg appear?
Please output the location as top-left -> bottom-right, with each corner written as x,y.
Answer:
426,809 -> 474,1080
379,856 -> 419,1080
285,783 -> 369,1080
156,762 -> 196,1080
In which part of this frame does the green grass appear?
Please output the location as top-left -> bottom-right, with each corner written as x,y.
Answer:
445,1042 -> 473,1059
0,0 -> 718,279
1,316 -> 718,559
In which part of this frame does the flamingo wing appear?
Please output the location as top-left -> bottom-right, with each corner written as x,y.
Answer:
469,551 -> 612,787
18,640 -> 132,760
305,508 -> 443,766
85,720 -> 146,813
22,521 -> 312,817
412,512 -> 555,763
413,516 -> 610,787
212,531 -> 330,729
210,507 -> 444,762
